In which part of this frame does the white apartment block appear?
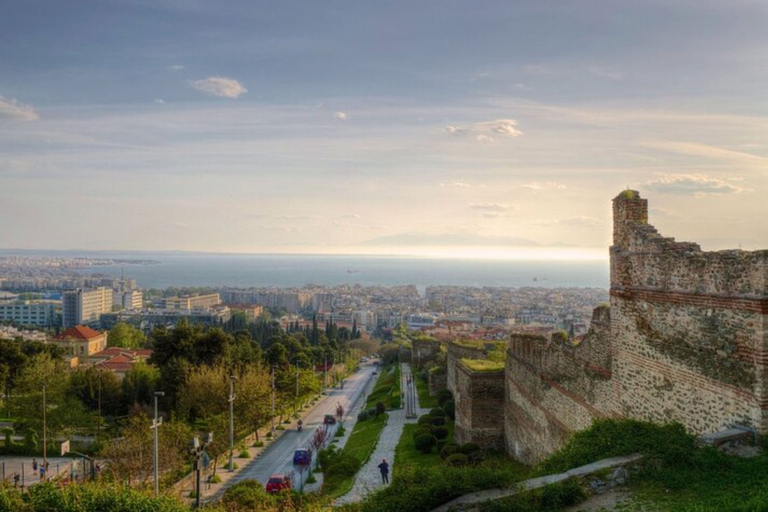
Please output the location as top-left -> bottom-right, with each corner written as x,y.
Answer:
113,289 -> 143,311
62,287 -> 112,328
0,301 -> 58,327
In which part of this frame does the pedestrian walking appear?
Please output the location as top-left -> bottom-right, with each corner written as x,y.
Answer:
32,458 -> 38,472
378,458 -> 389,484
13,473 -> 19,488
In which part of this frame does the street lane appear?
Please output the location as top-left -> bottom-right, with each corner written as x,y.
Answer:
208,361 -> 377,500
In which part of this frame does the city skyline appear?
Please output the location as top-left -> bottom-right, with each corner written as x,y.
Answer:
2,1 -> 767,257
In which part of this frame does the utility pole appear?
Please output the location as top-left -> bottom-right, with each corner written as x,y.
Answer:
189,433 -> 213,510
271,367 -> 276,433
42,384 -> 47,481
152,391 -> 165,496
228,374 -> 236,472
323,355 -> 327,393
295,363 -> 300,416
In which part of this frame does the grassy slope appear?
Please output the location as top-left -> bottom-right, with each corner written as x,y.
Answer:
365,364 -> 401,410
414,374 -> 438,409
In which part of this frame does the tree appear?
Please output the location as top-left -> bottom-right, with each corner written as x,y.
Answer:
121,363 -> 160,407
107,322 -> 145,349
69,367 -> 124,417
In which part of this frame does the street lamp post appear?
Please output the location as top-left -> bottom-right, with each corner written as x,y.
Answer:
152,391 -> 165,496
271,367 -> 275,433
42,384 -> 47,481
228,374 -> 236,472
189,433 -> 213,509
295,363 -> 300,416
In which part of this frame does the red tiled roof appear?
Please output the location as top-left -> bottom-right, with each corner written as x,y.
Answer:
55,325 -> 103,341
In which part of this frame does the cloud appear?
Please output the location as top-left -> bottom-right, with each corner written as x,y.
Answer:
470,203 -> 514,212
485,119 -> 523,137
154,98 -> 165,104
439,181 -> 472,188
0,95 -> 39,121
444,118 -> 522,142
520,181 -> 566,191
644,174 -> 745,195
335,111 -> 348,121
169,64 -> 185,71
190,77 -> 248,98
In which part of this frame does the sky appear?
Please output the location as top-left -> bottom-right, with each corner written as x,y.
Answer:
2,0 -> 767,258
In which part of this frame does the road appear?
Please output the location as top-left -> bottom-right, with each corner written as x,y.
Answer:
208,361 -> 378,501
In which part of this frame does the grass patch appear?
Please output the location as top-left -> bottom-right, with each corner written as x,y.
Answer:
414,374 -> 438,409
365,364 -> 401,410
394,421 -> 454,472
321,413 -> 388,498
477,478 -> 585,512
460,358 -> 504,373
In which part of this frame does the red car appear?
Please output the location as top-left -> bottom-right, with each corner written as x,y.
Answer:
265,474 -> 292,494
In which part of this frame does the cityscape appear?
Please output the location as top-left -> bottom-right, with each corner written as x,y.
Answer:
2,1 -> 768,512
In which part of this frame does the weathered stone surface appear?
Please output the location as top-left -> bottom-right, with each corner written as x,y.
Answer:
453,361 -> 505,450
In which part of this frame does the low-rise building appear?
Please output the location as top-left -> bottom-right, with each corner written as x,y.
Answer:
54,325 -> 108,360
0,301 -> 58,327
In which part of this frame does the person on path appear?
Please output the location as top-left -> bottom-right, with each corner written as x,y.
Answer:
32,459 -> 38,471
378,458 -> 389,484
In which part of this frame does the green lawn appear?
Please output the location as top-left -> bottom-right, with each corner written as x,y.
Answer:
414,374 -> 438,409
322,413 -> 389,498
394,420 -> 456,474
365,364 -> 401,410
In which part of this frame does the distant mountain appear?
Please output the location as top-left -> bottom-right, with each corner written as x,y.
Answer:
358,232 -> 540,247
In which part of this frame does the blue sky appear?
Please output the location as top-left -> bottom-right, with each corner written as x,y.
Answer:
2,0 -> 767,257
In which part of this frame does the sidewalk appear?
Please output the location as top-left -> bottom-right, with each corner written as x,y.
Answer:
336,363 -> 428,505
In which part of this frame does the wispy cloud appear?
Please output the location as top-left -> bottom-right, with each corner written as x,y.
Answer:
645,173 -> 745,195
335,111 -> 348,121
0,95 -> 39,121
644,141 -> 768,169
439,180 -> 472,188
520,182 -> 567,191
190,77 -> 248,98
169,64 -> 185,71
154,98 -> 165,104
469,202 -> 515,212
444,118 -> 522,142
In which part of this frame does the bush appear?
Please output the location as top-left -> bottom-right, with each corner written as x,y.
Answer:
412,426 -> 433,441
459,443 -> 483,463
430,407 -> 446,417
306,472 -> 317,484
443,400 -> 456,420
431,417 -> 446,427
414,433 -> 438,454
417,415 -> 434,426
367,408 -> 378,417
376,401 -> 386,417
253,440 -> 264,448
436,439 -> 448,452
358,410 -> 369,422
222,479 -> 275,510
445,453 -> 469,466
209,474 -> 222,484
440,443 -> 459,460
336,426 -> 346,437
239,449 -> 251,458
432,426 -> 449,440
437,389 -> 453,407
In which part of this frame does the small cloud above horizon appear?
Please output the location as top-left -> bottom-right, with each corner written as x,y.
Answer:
445,118 -> 523,143
335,111 -> 348,120
169,64 -> 185,71
0,95 -> 39,121
190,77 -> 248,98
645,173 -> 745,196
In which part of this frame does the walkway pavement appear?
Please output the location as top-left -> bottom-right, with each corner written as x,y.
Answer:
336,363 -> 429,505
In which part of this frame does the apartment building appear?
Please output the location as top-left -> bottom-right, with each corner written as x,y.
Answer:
62,287 -> 112,328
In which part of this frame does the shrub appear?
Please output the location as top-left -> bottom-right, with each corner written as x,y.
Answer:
306,472 -> 317,484
376,401 -> 386,417
437,389 -> 453,407
417,415 -> 434,426
209,474 -> 222,484
459,443 -> 483,463
445,453 -> 469,466
276,425 -> 286,431
412,426 -> 433,440
253,440 -> 264,448
436,439 -> 448,452
440,443 -> 459,460
414,434 -> 438,454
358,410 -> 369,422
431,417 -> 446,427
336,426 -> 346,437
239,449 -> 251,458
432,426 -> 449,440
430,407 -> 446,417
367,408 -> 378,417
443,400 -> 456,420
266,431 -> 273,439
222,479 -> 275,510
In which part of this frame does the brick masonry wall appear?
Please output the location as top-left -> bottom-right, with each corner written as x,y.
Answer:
454,361 -> 505,450
428,369 -> 447,396
446,342 -> 489,395
411,338 -> 441,369
504,307 -> 614,464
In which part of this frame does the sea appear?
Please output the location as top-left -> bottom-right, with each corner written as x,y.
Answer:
67,253 -> 610,290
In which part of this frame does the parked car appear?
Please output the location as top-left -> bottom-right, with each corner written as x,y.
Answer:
265,474 -> 292,494
293,449 -> 311,466
323,414 -> 337,425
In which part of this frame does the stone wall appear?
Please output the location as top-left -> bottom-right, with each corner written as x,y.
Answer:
446,342 -> 489,395
411,338 -> 441,369
454,360 -> 505,450
611,191 -> 768,433
504,306 -> 614,464
428,368 -> 447,396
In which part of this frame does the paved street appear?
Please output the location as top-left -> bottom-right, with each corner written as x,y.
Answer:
336,363 -> 428,505
204,361 -> 378,503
